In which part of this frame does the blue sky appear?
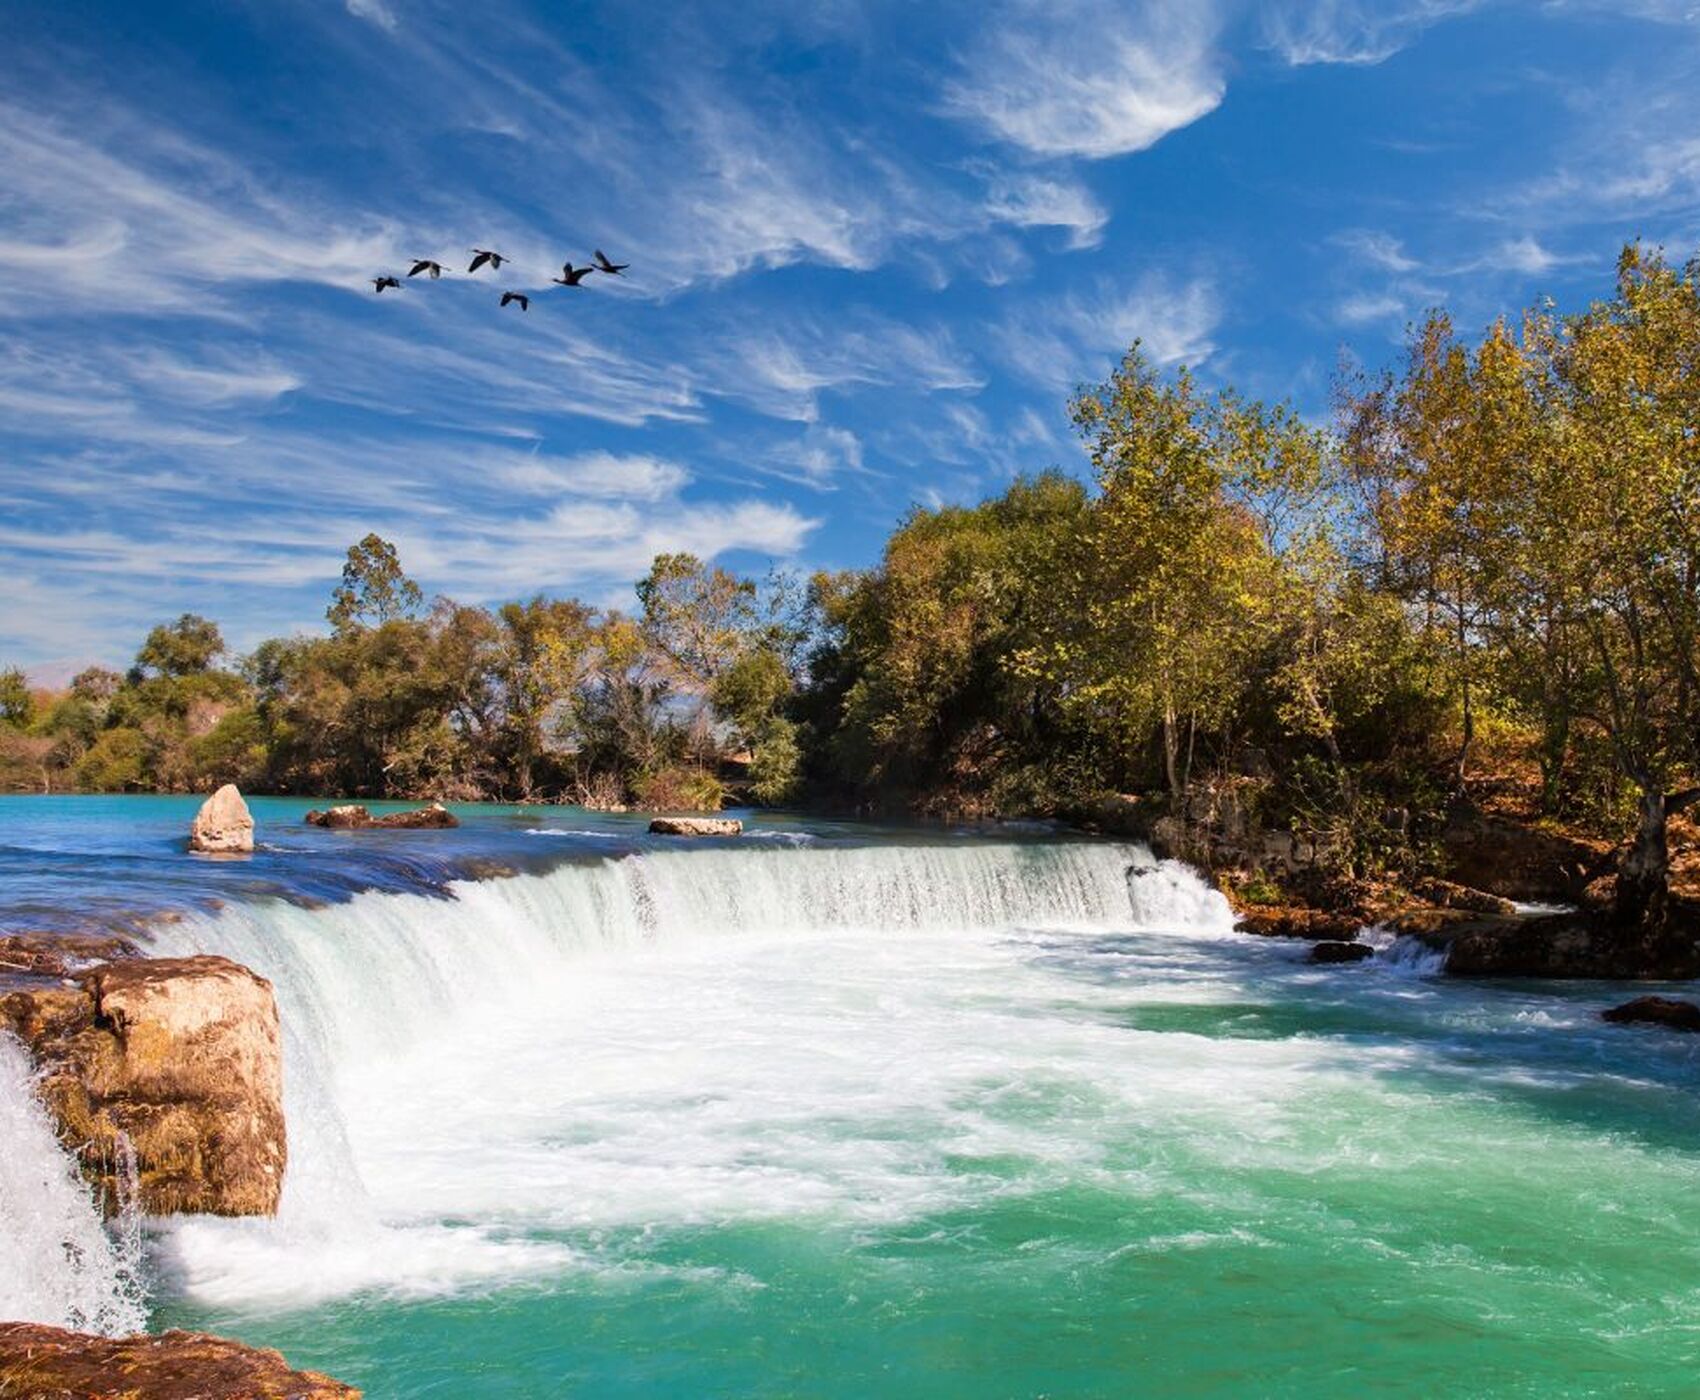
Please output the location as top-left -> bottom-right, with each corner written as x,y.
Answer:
3,0 -> 1698,676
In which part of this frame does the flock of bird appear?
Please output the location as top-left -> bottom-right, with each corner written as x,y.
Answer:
371,247 -> 629,311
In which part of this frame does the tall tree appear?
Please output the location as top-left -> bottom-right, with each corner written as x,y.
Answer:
133,614 -> 226,678
327,533 -> 423,633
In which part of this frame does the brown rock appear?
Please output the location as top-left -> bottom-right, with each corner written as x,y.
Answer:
1445,914 -> 1700,980
1601,996 -> 1700,1032
0,954 -> 287,1216
1410,877 -> 1517,918
1236,907 -> 1361,941
1310,940 -> 1374,964
369,801 -> 458,829
0,1322 -> 358,1399
1384,906 -> 1480,938
1441,813 -> 1601,901
188,784 -> 253,854
305,802 -> 459,829
0,931 -> 143,978
649,816 -> 743,837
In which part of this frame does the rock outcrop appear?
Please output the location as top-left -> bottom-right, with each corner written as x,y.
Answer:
0,1323 -> 358,1399
1601,996 -> 1700,1032
1439,812 -> 1602,902
1409,876 -> 1517,918
188,784 -> 253,854
0,954 -> 286,1216
649,816 -> 743,836
1443,913 -> 1700,980
1310,940 -> 1374,964
304,802 -> 459,829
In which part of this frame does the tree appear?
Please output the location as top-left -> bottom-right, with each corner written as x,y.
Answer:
635,553 -> 760,687
0,667 -> 32,728
327,533 -> 423,633
1048,348 -> 1328,803
1344,313 -> 1528,793
1524,248 -> 1700,940
133,615 -> 225,678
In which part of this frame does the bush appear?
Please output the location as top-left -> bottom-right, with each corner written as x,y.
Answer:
634,766 -> 726,812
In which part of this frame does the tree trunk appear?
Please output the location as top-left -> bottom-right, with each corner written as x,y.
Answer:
1615,790 -> 1671,937
1161,705 -> 1181,805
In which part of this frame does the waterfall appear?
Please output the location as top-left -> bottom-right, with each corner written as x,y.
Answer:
0,1033 -> 148,1335
153,840 -> 1236,1311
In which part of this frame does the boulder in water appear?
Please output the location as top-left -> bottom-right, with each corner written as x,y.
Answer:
649,816 -> 743,836
1601,996 -> 1700,1032
1310,940 -> 1373,964
305,801 -> 459,829
188,784 -> 253,854
0,954 -> 287,1216
0,1322 -> 359,1399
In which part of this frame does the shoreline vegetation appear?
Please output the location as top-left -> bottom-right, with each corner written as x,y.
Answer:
4,243 -> 1700,978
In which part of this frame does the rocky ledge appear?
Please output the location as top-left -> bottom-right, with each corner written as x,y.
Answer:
1442,913 -> 1700,980
305,802 -> 459,829
649,816 -> 743,836
0,1323 -> 357,1399
0,953 -> 286,1216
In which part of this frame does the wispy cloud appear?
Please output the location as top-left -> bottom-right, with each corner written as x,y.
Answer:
945,0 -> 1225,159
1261,0 -> 1480,66
997,271 -> 1222,391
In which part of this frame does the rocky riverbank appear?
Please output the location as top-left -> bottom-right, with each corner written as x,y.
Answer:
0,1323 -> 358,1398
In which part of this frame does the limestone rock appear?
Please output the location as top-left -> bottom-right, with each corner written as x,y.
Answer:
305,802 -> 459,830
188,784 -> 253,854
649,816 -> 743,837
1310,940 -> 1374,964
0,954 -> 287,1216
1601,996 -> 1700,1032
0,1322 -> 359,1399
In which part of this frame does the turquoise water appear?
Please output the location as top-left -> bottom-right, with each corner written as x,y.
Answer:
5,798 -> 1700,1396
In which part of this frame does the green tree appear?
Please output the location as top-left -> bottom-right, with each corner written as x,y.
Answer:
0,667 -> 32,728
327,533 -> 423,633
133,615 -> 225,679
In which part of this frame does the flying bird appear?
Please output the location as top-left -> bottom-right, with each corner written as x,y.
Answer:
500,291 -> 530,311
592,248 -> 629,275
408,259 -> 446,279
552,262 -> 594,287
469,248 -> 508,273
372,275 -> 402,293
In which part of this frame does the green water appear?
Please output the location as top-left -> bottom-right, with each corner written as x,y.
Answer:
11,815 -> 1687,1397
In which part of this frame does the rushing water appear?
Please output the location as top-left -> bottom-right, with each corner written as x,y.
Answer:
4,796 -> 1700,1396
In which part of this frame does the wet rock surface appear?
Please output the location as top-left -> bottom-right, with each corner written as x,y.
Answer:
305,802 -> 459,829
649,816 -> 743,836
0,1323 -> 359,1399
0,954 -> 286,1216
1310,940 -> 1374,964
1601,996 -> 1700,1032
